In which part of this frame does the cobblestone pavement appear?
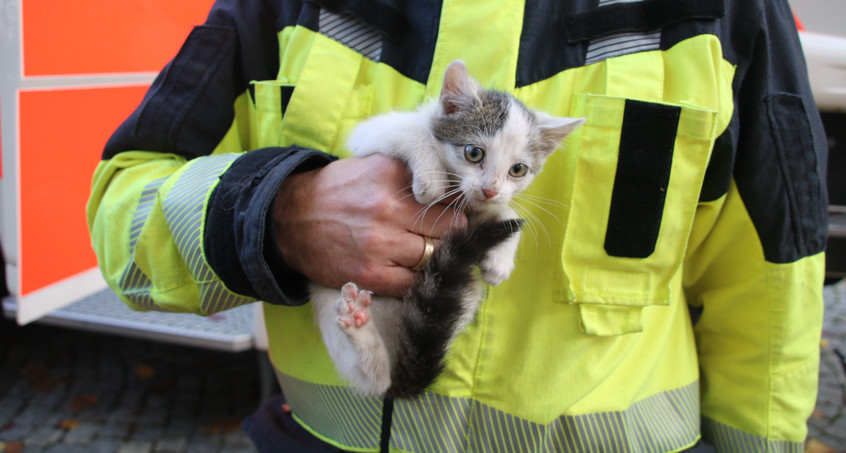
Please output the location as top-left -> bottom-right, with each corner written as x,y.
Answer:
808,279 -> 846,451
0,316 -> 263,453
3,281 -> 846,453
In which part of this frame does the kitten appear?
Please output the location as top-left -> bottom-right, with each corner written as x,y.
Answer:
309,60 -> 584,398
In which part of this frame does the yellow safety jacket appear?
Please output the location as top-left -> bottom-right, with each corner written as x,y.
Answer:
87,0 -> 826,451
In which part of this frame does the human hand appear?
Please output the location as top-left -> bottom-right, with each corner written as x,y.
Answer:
273,154 -> 467,297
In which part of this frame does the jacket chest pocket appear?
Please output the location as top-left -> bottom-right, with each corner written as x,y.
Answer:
562,94 -> 717,336
251,31 -> 371,156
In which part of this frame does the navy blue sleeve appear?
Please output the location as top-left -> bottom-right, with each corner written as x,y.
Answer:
205,147 -> 337,306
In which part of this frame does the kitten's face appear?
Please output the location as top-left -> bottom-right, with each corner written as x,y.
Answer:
436,98 -> 544,211
431,60 -> 583,215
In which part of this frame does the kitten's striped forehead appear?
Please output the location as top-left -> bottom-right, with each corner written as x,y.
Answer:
432,91 -> 516,143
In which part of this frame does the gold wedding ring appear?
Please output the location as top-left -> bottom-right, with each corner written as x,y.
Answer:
412,236 -> 435,271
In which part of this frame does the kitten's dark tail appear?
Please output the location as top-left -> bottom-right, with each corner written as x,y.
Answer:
388,218 -> 524,398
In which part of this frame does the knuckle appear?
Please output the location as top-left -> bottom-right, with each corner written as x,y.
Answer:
356,229 -> 383,252
362,189 -> 397,219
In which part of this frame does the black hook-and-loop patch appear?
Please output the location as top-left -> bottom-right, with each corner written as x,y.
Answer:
562,0 -> 725,43
604,100 -> 681,259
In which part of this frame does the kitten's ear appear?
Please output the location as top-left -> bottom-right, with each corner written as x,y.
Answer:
536,113 -> 585,155
440,60 -> 480,115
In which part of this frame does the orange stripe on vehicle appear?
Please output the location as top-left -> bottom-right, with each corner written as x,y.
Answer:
19,85 -> 148,294
22,0 -> 214,76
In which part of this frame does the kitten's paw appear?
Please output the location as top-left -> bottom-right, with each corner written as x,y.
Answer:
327,283 -> 391,397
480,256 -> 515,287
337,283 -> 372,328
412,177 -> 446,206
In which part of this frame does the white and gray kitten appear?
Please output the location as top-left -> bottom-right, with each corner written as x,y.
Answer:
309,60 -> 584,398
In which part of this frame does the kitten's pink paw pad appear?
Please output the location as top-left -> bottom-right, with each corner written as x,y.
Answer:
352,309 -> 369,327
337,283 -> 372,328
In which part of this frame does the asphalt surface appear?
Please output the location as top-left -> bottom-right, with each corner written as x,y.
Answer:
0,316 -> 263,453
1,280 -> 846,452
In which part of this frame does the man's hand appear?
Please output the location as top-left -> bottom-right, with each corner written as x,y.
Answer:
273,154 -> 466,297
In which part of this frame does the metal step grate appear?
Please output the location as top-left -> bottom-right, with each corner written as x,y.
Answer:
2,288 -> 256,352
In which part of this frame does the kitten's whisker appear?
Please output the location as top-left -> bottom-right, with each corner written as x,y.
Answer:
516,193 -> 570,210
513,195 -> 564,226
511,202 -> 552,248
510,205 -> 539,248
395,182 -> 416,201
425,189 -> 467,236
412,187 -> 465,235
414,169 -> 463,179
408,185 -> 463,209
435,192 -> 470,234
414,178 -> 461,185
416,186 -> 462,208
443,193 -> 470,233
395,177 -> 461,201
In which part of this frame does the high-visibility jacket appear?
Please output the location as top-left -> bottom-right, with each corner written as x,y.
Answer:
87,0 -> 827,451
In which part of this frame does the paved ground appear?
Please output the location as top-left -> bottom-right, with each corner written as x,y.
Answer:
808,279 -> 846,451
0,315 -> 264,453
2,281 -> 846,453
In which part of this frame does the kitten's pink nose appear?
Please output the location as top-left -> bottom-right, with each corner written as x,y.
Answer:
482,188 -> 498,199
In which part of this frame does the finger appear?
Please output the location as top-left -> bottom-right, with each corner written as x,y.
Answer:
403,201 -> 467,239
389,232 -> 441,269
359,266 -> 416,298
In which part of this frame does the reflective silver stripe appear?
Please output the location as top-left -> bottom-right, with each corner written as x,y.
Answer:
281,371 -> 382,450
119,177 -> 167,311
160,154 -> 254,314
702,417 -> 803,453
128,178 -> 166,249
118,155 -> 254,314
161,156 -> 232,281
394,392 -> 472,453
586,0 -> 661,66
319,9 -> 382,61
586,31 -> 661,65
279,372 -> 700,452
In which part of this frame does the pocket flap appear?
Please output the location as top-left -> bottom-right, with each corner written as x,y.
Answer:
563,94 -> 717,335
579,304 -> 645,336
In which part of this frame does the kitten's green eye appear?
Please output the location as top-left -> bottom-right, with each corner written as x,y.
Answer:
464,145 -> 485,164
510,163 -> 529,178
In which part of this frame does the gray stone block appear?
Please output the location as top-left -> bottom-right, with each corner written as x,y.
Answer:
118,440 -> 154,453
154,436 -> 188,453
64,421 -> 99,444
24,425 -> 64,446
